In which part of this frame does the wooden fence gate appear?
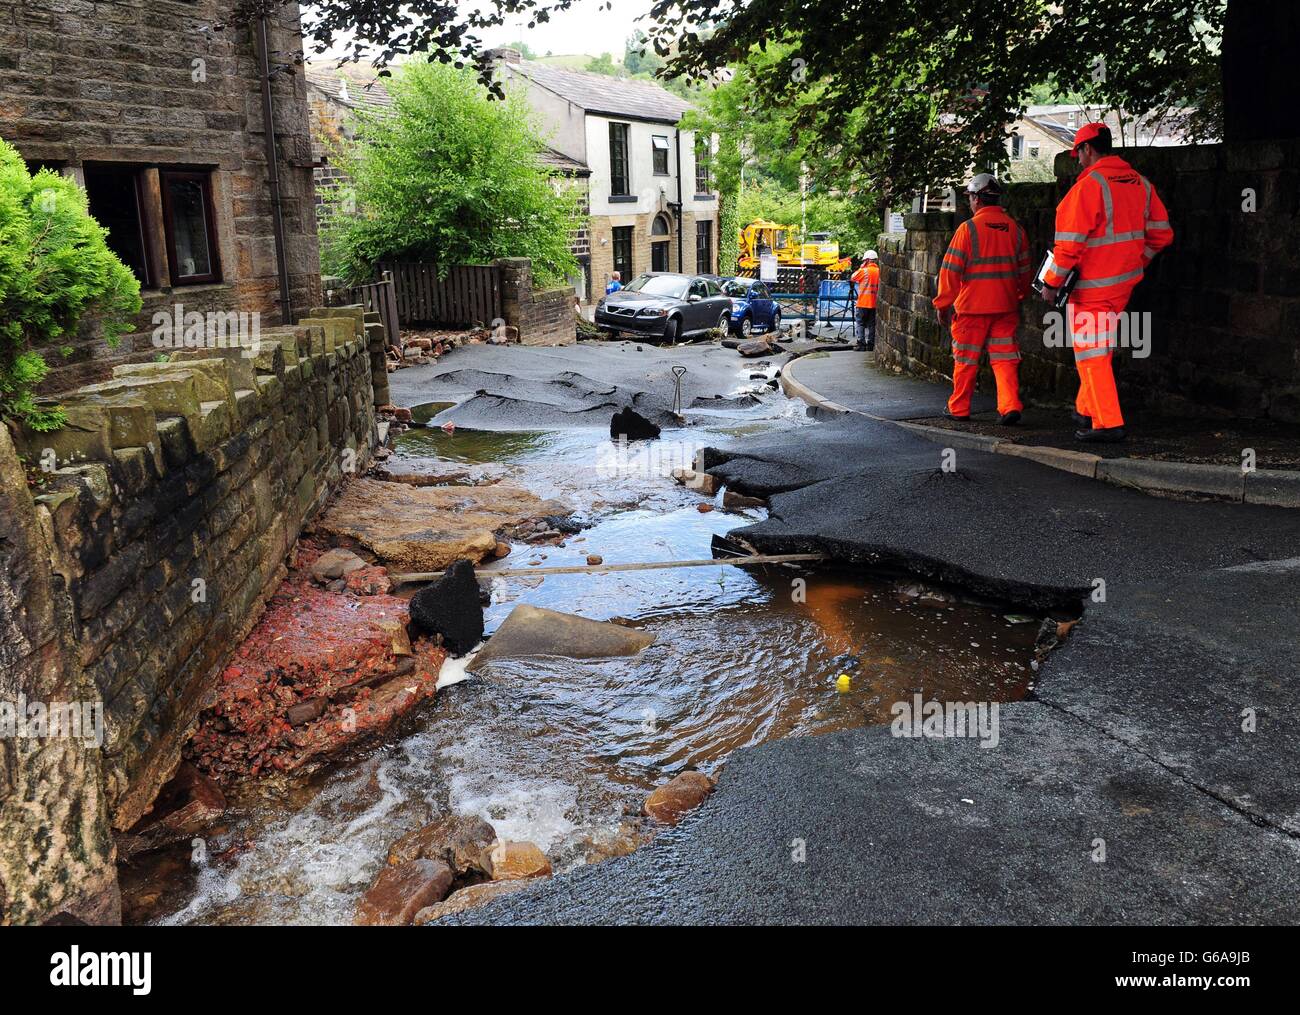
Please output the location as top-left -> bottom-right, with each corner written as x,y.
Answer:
380,261 -> 503,328
324,273 -> 401,347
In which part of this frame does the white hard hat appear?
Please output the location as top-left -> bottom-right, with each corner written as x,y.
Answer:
966,172 -> 1003,197
863,249 -> 878,260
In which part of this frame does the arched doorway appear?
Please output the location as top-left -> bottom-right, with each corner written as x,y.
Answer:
651,213 -> 672,272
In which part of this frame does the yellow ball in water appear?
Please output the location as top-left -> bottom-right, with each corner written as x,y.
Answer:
836,674 -> 852,693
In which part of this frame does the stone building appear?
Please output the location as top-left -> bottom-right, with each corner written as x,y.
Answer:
304,61 -> 592,299
0,0 -> 322,394
492,51 -> 721,302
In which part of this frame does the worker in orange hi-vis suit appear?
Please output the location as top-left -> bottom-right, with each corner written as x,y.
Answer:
850,250 -> 880,351
932,174 -> 1032,425
1040,122 -> 1174,443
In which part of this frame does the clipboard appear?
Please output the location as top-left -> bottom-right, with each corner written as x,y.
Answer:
1032,252 -> 1077,308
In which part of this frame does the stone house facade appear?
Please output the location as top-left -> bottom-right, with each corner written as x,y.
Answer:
493,52 -> 721,302
304,61 -> 593,299
0,0 -> 321,394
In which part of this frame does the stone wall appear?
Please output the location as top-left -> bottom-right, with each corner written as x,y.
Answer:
0,1 -> 321,395
878,140 -> 1300,422
1,306 -> 382,924
495,258 -> 577,346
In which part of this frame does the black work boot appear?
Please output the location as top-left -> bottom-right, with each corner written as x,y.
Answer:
998,410 -> 1021,426
1075,426 -> 1126,444
1071,411 -> 1092,428
944,409 -> 970,422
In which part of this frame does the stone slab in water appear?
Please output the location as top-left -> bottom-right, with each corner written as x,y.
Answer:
467,604 -> 654,672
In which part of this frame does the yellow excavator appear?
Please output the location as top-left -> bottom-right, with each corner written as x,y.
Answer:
736,220 -> 853,278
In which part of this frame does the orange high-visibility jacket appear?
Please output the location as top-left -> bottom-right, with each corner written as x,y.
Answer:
933,206 -> 1032,315
852,261 -> 880,308
1044,155 -> 1174,302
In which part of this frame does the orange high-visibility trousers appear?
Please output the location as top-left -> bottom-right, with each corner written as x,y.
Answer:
1068,298 -> 1126,429
948,310 -> 1022,416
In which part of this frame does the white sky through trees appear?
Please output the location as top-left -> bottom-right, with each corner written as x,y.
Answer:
305,0 -> 655,62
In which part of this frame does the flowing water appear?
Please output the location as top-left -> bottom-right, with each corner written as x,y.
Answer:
126,379 -> 1045,925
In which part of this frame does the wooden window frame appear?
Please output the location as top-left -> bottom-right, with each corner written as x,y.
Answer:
159,169 -> 221,286
609,122 -> 631,197
695,138 -> 712,194
651,134 -> 670,176
83,163 -> 157,289
612,225 -> 634,281
695,219 -> 713,275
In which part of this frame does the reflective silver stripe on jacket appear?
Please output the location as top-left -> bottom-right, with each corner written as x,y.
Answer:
1074,266 -> 1145,289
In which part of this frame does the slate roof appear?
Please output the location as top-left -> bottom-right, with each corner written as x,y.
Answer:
511,61 -> 692,124
304,63 -> 395,116
539,146 -> 591,175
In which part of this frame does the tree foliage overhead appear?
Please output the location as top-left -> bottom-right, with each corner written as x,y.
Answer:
319,59 -> 584,286
0,139 -> 141,431
683,46 -> 880,266
233,1 -> 1236,196
644,0 -> 1225,197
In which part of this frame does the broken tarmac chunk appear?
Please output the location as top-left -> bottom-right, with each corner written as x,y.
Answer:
737,338 -> 774,358
467,604 -> 654,672
610,406 -> 661,441
408,558 -> 485,656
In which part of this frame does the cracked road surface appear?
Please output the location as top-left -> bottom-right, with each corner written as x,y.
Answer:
443,409 -> 1300,924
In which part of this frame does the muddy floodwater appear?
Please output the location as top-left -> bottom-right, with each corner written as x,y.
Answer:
127,384 -> 1044,925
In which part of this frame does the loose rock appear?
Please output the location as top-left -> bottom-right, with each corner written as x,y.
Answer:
387,813 -> 497,876
117,763 -> 227,859
310,547 -> 368,584
723,490 -> 767,510
355,859 -> 454,926
315,477 -> 568,572
482,841 -> 552,881
644,771 -> 715,825
413,880 -> 533,923
467,604 -> 654,672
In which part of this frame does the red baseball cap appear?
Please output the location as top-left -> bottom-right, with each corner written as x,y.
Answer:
1070,121 -> 1109,157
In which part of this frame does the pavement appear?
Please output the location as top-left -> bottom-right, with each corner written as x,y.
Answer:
784,351 -> 1300,505
787,350 -> 1300,463
400,341 -> 1300,926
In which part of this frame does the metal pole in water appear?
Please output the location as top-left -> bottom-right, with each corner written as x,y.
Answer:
391,553 -> 827,586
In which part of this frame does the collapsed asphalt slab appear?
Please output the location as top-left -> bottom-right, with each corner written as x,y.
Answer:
388,341 -> 790,430
445,411 -> 1300,925
711,414 -> 1300,607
